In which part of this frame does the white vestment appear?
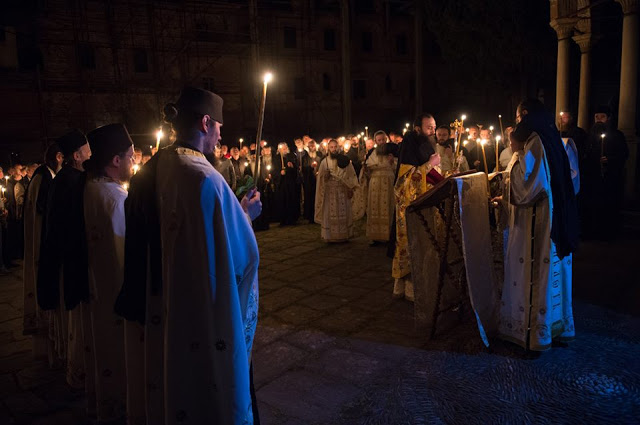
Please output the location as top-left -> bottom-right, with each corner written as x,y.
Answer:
314,156 -> 359,241
23,168 -> 55,361
499,133 -> 575,351
83,177 -> 128,422
131,146 -> 259,424
499,146 -> 513,170
359,151 -> 396,241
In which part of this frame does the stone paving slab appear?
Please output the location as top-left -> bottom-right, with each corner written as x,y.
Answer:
1,222 -> 640,424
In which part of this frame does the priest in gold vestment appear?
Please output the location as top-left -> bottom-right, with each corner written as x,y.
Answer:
392,114 -> 441,301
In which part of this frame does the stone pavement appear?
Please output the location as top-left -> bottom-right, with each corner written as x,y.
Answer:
1,219 -> 639,424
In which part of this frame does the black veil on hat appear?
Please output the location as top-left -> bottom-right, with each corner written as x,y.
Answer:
519,99 -> 579,259
57,129 -> 88,157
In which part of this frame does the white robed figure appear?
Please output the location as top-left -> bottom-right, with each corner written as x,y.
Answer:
315,139 -> 359,242
23,149 -> 61,362
358,145 -> 396,241
499,125 -> 574,351
115,88 -> 260,424
82,124 -> 138,422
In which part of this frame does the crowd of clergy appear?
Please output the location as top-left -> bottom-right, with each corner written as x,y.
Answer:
7,81 -> 629,424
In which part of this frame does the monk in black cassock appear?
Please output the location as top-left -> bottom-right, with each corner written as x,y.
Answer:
304,140 -> 324,222
253,143 -> 276,231
293,138 -> 317,223
581,106 -> 629,239
274,142 -> 300,225
37,129 -> 92,387
346,136 -> 364,178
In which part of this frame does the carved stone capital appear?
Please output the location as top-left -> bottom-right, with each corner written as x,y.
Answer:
616,0 -> 639,15
551,18 -> 578,40
572,33 -> 593,53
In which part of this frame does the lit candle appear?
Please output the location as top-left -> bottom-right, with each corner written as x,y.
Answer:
480,139 -> 489,174
1,187 -> 5,197
266,164 -> 272,171
405,123 -> 410,128
254,72 -> 273,179
123,183 -> 129,191
155,129 -> 164,151
495,135 -> 502,172
132,164 -> 140,174
600,133 -> 605,158
559,111 -> 565,132
239,138 -> 244,149
345,142 -> 351,151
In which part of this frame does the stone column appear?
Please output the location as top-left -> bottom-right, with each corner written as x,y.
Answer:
551,19 -> 576,120
616,0 -> 639,199
572,34 -> 592,130
414,0 -> 423,116
340,0 -> 352,132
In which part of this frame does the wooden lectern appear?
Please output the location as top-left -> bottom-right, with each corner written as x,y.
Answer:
406,171 -> 500,342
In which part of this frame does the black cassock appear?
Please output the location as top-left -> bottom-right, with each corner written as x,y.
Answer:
274,152 -> 300,225
296,150 -> 324,222
252,155 -> 276,231
463,139 -> 495,172
37,165 -> 89,311
581,124 -> 629,238
347,147 -> 363,179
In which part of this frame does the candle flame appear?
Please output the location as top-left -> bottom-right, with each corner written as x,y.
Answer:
156,129 -> 163,140
600,133 -> 605,138
489,126 -> 494,131
263,72 -> 273,84
496,135 -> 502,141
481,139 -> 487,146
405,123 -> 410,128
123,183 -> 129,191
267,165 -> 272,171
461,114 -> 467,121
345,143 -> 351,150
132,164 -> 140,174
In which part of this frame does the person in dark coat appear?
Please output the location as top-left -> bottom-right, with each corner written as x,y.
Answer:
274,142 -> 300,225
581,105 -> 629,239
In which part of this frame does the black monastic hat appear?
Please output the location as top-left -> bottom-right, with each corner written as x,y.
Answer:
594,105 -> 612,117
86,124 -> 133,163
176,87 -> 224,124
56,129 -> 88,157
